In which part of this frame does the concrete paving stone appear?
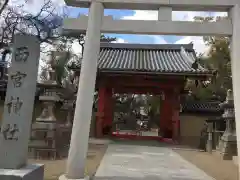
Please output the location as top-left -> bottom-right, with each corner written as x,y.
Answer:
94,144 -> 215,180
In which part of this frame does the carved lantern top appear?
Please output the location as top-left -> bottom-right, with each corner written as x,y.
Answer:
220,89 -> 234,109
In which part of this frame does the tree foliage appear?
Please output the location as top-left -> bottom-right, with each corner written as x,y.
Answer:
50,34 -> 117,85
0,0 -> 63,49
0,0 -> 67,66
189,16 -> 232,100
100,34 -> 116,42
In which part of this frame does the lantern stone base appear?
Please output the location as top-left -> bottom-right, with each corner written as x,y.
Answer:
233,156 -> 238,166
206,139 -> 213,153
0,164 -> 44,180
217,134 -> 237,160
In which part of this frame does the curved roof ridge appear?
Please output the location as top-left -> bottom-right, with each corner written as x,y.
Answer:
100,42 -> 194,51
180,46 -> 208,71
180,46 -> 195,64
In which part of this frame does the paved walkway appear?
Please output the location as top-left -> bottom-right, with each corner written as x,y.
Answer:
95,144 -> 215,180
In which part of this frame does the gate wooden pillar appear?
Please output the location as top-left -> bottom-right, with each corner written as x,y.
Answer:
171,91 -> 181,141
160,90 -> 173,138
96,85 -> 113,138
160,89 -> 180,140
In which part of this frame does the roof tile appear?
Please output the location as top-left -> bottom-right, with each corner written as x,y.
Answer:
71,43 -> 210,75
181,101 -> 222,113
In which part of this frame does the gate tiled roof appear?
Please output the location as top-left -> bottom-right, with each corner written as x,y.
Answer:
70,43 -> 211,76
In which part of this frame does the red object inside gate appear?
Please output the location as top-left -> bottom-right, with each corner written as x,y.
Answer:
112,131 -> 176,144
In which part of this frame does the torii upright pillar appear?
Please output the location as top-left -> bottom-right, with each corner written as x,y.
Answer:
229,4 -> 240,173
59,1 -> 104,179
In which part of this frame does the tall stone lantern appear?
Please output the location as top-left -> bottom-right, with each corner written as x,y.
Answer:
29,51 -> 61,159
35,51 -> 61,126
217,89 -> 237,160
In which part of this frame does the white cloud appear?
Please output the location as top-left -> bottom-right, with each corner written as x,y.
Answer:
175,36 -> 207,55
8,0 -> 65,15
121,10 -> 228,54
122,10 -> 158,20
121,10 -> 213,21
26,0 -> 65,12
112,38 -> 128,43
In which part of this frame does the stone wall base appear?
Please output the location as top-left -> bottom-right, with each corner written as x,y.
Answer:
0,164 -> 44,180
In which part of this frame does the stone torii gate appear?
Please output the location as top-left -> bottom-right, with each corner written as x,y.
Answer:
60,0 -> 240,179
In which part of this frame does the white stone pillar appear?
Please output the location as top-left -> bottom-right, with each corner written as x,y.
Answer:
61,2 -> 104,180
229,4 -> 240,174
0,35 -> 40,168
0,35 -> 44,179
158,7 -> 172,21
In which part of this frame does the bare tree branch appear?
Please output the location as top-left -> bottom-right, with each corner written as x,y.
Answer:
0,0 -> 9,16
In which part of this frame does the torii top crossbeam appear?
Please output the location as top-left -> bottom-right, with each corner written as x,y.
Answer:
65,0 -> 238,11
63,0 -> 235,36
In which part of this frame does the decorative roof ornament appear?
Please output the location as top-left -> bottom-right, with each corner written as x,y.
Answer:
180,46 -> 195,64
191,61 -> 199,70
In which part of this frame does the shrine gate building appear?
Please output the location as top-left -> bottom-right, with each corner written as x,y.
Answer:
70,42 -> 211,140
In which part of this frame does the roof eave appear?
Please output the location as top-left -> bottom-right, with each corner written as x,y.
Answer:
69,66 -> 212,78
99,70 -> 212,77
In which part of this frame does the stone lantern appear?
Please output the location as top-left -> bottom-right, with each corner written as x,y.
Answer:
34,51 -> 61,126
29,51 -> 62,159
217,89 -> 237,160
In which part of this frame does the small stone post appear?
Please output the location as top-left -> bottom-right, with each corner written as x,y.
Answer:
206,122 -> 213,153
